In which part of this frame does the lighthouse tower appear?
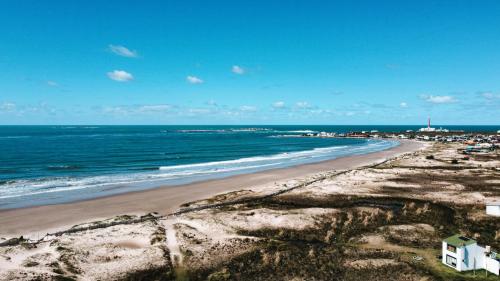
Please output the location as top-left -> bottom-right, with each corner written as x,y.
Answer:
419,117 -> 436,132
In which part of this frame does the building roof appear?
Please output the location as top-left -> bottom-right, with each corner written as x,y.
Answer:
444,234 -> 477,247
486,201 -> 500,206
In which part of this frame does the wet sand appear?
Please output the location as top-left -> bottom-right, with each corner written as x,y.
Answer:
0,140 -> 424,237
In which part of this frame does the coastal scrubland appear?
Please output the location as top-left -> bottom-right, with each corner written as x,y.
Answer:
1,142 -> 499,281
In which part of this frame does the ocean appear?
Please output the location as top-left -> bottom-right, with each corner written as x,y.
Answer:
0,125 -> 497,209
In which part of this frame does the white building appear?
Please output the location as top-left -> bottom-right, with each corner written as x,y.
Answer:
419,127 -> 436,132
442,234 -> 499,275
419,117 -> 436,132
486,201 -> 500,216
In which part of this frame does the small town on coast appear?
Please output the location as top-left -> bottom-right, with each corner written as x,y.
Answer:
301,118 -> 499,154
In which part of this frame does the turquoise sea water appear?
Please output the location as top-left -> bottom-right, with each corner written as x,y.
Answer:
0,125 -> 497,209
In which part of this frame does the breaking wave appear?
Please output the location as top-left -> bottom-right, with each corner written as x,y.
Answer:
0,139 -> 398,202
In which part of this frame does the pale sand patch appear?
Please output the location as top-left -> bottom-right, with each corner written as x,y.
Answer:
383,223 -> 435,233
441,183 -> 466,191
165,207 -> 339,269
179,207 -> 336,237
175,218 -> 238,242
0,222 -> 168,281
289,170 -> 387,197
162,219 -> 183,266
220,207 -> 337,231
357,234 -> 386,245
173,221 -> 256,269
0,243 -> 56,272
55,223 -> 166,281
376,223 -> 438,245
345,258 -> 401,269
114,238 -> 149,249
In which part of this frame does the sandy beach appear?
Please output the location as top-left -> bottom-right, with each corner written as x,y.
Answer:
0,140 -> 423,237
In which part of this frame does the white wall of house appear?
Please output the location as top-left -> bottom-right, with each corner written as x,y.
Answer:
485,257 -> 499,275
462,244 -> 485,271
442,241 -> 499,275
486,204 -> 500,216
443,242 -> 462,270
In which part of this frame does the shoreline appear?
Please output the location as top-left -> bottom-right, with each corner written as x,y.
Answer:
0,140 -> 424,237
0,138 -> 397,210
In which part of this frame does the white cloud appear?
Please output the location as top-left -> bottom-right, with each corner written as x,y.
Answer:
272,101 -> 285,109
186,75 -> 203,84
422,95 -> 456,104
47,81 -> 59,87
206,100 -> 218,106
138,104 -> 172,113
479,91 -> 500,100
232,65 -> 245,74
102,104 -> 173,115
295,101 -> 311,109
107,70 -> 134,82
0,102 -> 62,116
482,92 -> 494,99
102,106 -> 129,115
239,105 -> 257,112
187,108 -> 213,115
108,44 -> 138,58
400,102 -> 408,108
0,102 -> 16,112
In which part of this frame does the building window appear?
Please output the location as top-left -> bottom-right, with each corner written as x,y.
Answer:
446,255 -> 457,267
447,244 -> 457,253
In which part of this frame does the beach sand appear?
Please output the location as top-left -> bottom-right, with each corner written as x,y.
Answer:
0,140 -> 423,237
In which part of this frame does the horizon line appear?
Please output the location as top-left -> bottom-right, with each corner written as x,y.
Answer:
0,124 -> 499,127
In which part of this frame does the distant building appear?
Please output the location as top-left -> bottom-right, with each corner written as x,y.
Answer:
419,117 -> 436,132
348,133 -> 368,138
418,117 -> 450,132
442,234 -> 499,275
466,143 -> 495,153
486,202 -> 500,216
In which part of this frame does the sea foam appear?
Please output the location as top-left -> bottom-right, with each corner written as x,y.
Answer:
0,139 -> 398,202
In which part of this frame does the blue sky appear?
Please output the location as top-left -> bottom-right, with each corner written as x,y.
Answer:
0,1 -> 499,125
